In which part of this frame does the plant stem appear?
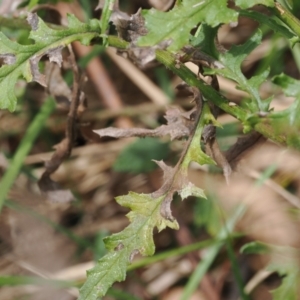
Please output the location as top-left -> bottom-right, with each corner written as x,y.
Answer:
104,35 -> 296,148
0,97 -> 55,212
101,35 -> 293,148
273,1 -> 300,38
154,49 -> 290,148
0,276 -> 76,288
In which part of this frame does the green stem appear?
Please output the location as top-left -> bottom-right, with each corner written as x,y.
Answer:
154,49 -> 291,148
273,1 -> 300,37
103,35 -> 298,148
107,33 -> 300,148
0,276 -> 76,288
155,49 -> 248,121
0,97 -> 55,212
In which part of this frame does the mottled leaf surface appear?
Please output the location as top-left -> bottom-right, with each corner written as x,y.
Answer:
79,192 -> 179,300
0,13 -> 100,111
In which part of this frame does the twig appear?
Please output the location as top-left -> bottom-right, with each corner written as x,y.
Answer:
225,132 -> 265,168
38,46 -> 83,202
55,1 -> 133,129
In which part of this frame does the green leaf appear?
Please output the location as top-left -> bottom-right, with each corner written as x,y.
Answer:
240,241 -> 270,254
247,100 -> 300,148
79,192 -> 179,300
0,13 -> 100,111
239,10 -> 296,40
138,0 -> 238,51
272,73 -> 300,96
268,246 -> 300,300
272,270 -> 300,300
113,138 -> 170,173
191,24 -> 219,59
0,275 -> 75,288
183,104 -> 216,167
255,73 -> 300,148
205,30 -> 268,111
179,182 -> 206,200
235,0 -> 274,9
100,0 -> 115,44
273,1 -> 300,39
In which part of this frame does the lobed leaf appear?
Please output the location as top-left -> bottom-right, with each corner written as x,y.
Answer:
205,30 -> 269,112
240,241 -> 270,254
190,24 -> 219,59
239,10 -> 296,40
0,13 -> 100,111
94,106 -> 195,140
246,73 -> 300,148
183,104 -> 217,168
79,192 -> 179,300
267,74 -> 300,148
267,245 -> 300,300
80,101 -> 217,299
79,250 -> 128,300
138,0 -> 238,51
272,73 -> 300,97
272,270 -> 300,300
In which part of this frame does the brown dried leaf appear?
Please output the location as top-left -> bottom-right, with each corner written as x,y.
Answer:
29,54 -> 47,87
100,3 -> 169,67
0,53 -> 16,65
45,61 -> 72,105
38,49 -> 85,202
94,107 -> 194,140
180,45 -> 224,69
153,160 -> 206,220
114,8 -> 146,43
46,46 -> 63,67
29,48 -> 63,88
205,136 -> 232,184
27,12 -> 39,31
26,12 -> 63,86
